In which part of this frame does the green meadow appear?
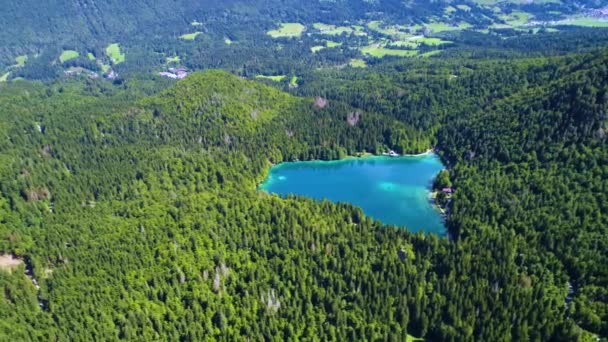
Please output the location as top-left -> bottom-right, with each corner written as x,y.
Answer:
180,32 -> 202,40
289,75 -> 298,87
361,45 -> 417,57
313,23 -> 353,35
0,72 -> 9,82
166,56 -> 181,64
106,43 -> 125,64
59,50 -> 79,63
267,23 -> 305,38
256,75 -> 286,81
348,58 -> 367,68
556,16 -> 608,27
15,55 -> 27,67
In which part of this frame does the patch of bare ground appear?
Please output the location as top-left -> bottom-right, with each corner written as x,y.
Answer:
347,111 -> 361,126
0,254 -> 23,273
314,96 -> 328,108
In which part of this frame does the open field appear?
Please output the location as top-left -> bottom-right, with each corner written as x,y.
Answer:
313,23 -> 353,35
348,58 -> 367,68
87,52 -> 96,61
59,50 -> 79,63
411,37 -> 451,45
106,43 -> 125,64
256,75 -> 286,81
556,17 -> 608,27
406,334 -> 424,342
422,22 -> 472,33
0,72 -> 9,82
267,23 -> 305,38
361,44 -> 417,57
166,56 -> 181,63
290,75 -> 298,87
15,55 -> 27,67
180,32 -> 202,40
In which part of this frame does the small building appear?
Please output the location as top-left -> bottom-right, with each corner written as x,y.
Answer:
442,187 -> 453,194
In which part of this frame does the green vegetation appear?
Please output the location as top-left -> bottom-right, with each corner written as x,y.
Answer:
166,56 -> 180,64
0,72 -> 9,82
313,23 -> 353,35
180,32 -> 202,40
105,43 -> 125,64
14,55 -> 27,67
256,74 -> 286,81
2,52 -> 608,340
267,23 -> 305,38
556,17 -> 608,28
1,1 -> 608,340
361,45 -> 417,57
289,75 -> 298,87
86,52 -> 95,61
59,50 -> 79,63
348,58 -> 367,67
224,38 -> 233,45
191,20 -> 203,26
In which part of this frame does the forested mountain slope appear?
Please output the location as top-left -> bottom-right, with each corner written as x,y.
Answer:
0,52 -> 606,341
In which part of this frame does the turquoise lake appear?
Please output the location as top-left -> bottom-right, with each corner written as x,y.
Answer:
259,153 -> 446,234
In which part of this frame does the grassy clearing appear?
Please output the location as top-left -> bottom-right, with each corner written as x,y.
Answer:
348,59 -> 367,68
166,56 -> 181,64
59,50 -> 79,63
267,23 -> 305,38
224,38 -> 233,45
423,22 -> 472,33
256,75 -> 286,82
0,72 -> 9,82
361,45 -> 417,57
101,64 -> 111,73
367,20 -> 411,38
289,76 -> 298,87
313,23 -> 353,35
419,50 -> 442,58
406,334 -> 424,342
311,40 -> 342,52
180,32 -> 202,40
87,53 -> 96,61
556,16 -> 608,27
411,37 -> 451,45
494,10 -> 531,27
106,43 -> 125,64
15,55 -> 27,67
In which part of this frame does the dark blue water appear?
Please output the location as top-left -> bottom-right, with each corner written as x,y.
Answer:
259,154 -> 446,234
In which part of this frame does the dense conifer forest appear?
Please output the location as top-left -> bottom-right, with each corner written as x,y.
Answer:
1,1 -> 608,341
0,49 -> 606,340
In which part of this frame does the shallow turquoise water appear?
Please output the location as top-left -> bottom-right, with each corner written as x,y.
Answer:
259,154 -> 446,234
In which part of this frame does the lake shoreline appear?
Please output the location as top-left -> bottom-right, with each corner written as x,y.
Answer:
260,148 -> 447,235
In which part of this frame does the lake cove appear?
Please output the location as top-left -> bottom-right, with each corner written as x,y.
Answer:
260,153 -> 446,234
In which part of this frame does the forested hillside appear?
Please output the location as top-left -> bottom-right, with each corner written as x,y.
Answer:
4,0 -> 608,82
0,47 -> 607,341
